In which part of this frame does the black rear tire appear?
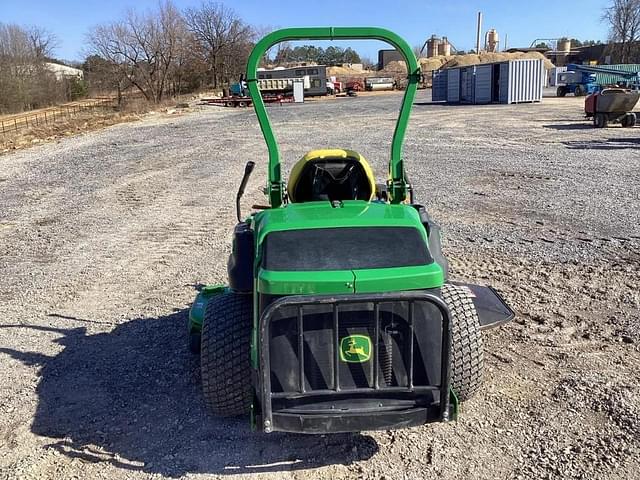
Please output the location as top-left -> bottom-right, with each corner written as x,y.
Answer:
201,292 -> 253,416
595,113 -> 608,128
189,331 -> 201,354
622,113 -> 636,128
557,86 -> 567,97
441,284 -> 484,401
574,85 -> 585,96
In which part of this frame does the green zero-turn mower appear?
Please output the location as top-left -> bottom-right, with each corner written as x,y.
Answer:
188,27 -> 514,434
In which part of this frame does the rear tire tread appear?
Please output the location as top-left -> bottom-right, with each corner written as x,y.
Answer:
441,284 -> 484,401
200,293 -> 252,417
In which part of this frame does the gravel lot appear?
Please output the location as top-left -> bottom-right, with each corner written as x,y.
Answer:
1,90 -> 639,480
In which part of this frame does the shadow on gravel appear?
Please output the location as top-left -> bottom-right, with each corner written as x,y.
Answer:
413,101 -> 482,107
0,310 -> 378,477
543,123 -> 593,130
562,137 -> 640,150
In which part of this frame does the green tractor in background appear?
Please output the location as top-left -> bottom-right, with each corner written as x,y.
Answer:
188,27 -> 514,434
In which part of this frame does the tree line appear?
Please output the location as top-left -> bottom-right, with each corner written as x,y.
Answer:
1,1 -> 374,115
273,45 -> 361,65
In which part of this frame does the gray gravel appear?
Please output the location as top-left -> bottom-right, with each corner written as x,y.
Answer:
0,90 -> 639,479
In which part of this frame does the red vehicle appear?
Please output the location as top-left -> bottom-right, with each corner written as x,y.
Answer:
345,79 -> 364,92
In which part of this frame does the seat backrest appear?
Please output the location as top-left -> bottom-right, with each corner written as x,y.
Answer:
288,149 -> 376,203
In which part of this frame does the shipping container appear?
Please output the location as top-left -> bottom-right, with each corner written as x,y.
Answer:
474,65 -> 492,104
432,70 -> 447,101
506,59 -> 544,103
460,67 -> 475,103
447,69 -> 460,103
431,59 -> 544,104
499,63 -> 509,103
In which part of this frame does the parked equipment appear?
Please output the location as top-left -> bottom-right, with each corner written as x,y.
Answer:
201,93 -> 293,108
188,27 -> 514,435
585,88 -> 639,128
257,65 -> 329,96
346,79 -> 364,93
557,64 -> 640,97
365,76 -> 395,91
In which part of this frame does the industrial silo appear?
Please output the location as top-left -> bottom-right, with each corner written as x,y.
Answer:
438,37 -> 451,57
485,29 -> 499,53
558,39 -> 571,54
556,39 -> 571,66
426,35 -> 441,58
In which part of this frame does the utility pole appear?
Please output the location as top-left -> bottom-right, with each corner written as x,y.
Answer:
476,12 -> 483,54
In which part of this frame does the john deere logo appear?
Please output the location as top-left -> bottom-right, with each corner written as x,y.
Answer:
340,335 -> 372,363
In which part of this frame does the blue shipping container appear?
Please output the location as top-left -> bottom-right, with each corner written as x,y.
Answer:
432,70 -> 447,101
431,58 -> 544,104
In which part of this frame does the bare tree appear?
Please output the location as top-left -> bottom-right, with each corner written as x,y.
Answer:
0,23 -> 63,113
184,2 -> 253,87
27,26 -> 59,59
87,1 -> 184,103
603,0 -> 640,62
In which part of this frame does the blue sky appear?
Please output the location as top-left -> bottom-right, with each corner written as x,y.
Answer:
1,0 -> 611,61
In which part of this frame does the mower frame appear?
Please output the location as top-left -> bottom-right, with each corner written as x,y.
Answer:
245,27 -> 420,206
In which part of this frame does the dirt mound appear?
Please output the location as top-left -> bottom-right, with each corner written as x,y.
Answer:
426,51 -> 554,70
328,65 -> 364,76
381,60 -> 407,74
419,56 -> 450,72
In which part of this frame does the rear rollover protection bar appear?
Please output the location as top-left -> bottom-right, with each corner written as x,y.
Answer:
256,291 -> 455,433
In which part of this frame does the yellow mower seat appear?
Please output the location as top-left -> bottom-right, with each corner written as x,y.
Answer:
287,149 -> 376,203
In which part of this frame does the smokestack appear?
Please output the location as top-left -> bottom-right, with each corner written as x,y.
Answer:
504,33 -> 508,52
476,11 -> 482,53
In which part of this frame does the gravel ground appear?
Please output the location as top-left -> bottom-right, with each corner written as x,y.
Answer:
0,90 -> 639,480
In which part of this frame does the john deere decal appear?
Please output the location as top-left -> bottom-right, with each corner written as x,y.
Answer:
340,335 -> 372,363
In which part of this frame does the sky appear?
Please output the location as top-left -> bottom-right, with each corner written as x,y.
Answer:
1,0 -> 611,62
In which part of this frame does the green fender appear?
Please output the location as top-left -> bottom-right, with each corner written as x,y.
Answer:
188,285 -> 227,334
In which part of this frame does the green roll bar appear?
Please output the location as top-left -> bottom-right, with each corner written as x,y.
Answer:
245,27 -> 420,207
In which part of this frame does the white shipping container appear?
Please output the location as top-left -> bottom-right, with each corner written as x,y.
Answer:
507,59 -> 543,104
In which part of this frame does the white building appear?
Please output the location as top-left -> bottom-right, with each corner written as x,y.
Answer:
45,62 -> 83,80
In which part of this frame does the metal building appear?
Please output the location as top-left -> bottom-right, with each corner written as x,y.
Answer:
377,49 -> 403,70
431,59 -> 544,104
590,64 -> 640,85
